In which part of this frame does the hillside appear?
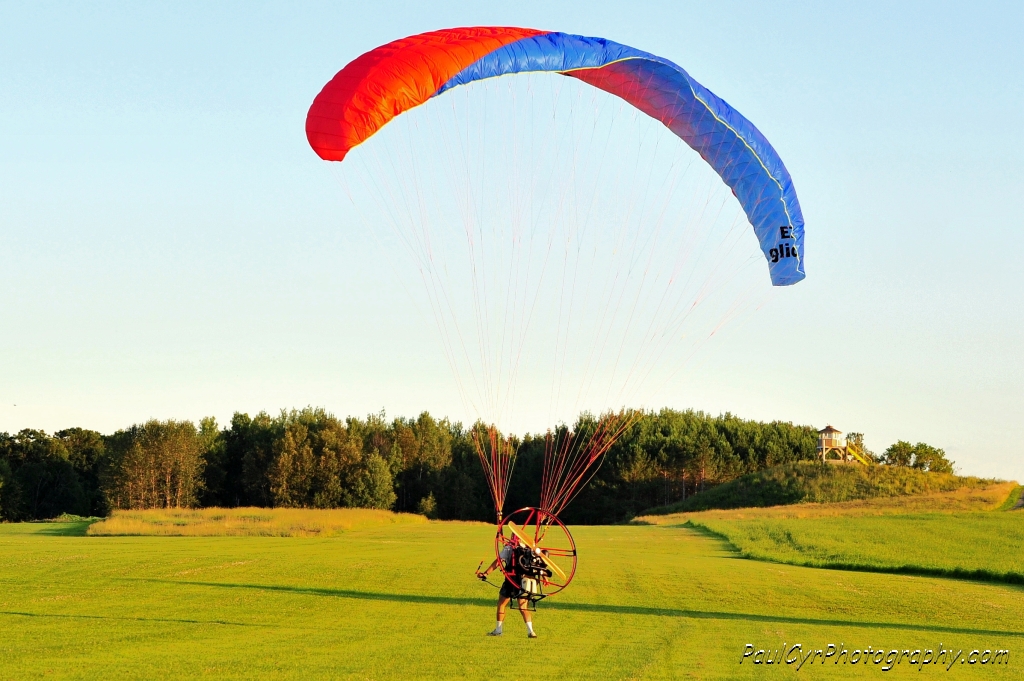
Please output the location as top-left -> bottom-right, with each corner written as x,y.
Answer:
641,461 -> 998,515
636,482 -> 1023,587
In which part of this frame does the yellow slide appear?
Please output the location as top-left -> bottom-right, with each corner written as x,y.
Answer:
846,443 -> 873,466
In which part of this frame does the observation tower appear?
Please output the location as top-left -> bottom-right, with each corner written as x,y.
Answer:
817,426 -> 872,465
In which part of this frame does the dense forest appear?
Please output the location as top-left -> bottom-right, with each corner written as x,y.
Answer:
0,407 -> 937,524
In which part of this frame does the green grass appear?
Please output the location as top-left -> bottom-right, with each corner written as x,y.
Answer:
643,462 -> 998,514
686,513 -> 1024,584
1,516 -> 1022,679
638,484 -> 1024,587
996,485 -> 1024,511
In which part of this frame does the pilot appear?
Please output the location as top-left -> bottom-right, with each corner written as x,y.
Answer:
477,539 -> 537,638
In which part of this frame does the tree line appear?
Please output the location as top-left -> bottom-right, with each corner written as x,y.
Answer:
0,407 -> 949,523
878,440 -> 953,473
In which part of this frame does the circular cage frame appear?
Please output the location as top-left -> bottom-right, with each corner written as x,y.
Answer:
494,507 -> 577,602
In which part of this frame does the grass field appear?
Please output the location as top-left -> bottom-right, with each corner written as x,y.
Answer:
87,507 -> 427,537
639,483 -> 1024,585
2,509 -> 1021,679
997,485 -> 1024,511
681,513 -> 1024,583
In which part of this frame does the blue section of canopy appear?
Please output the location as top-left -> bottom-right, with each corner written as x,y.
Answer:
435,32 -> 805,286
435,33 -> 654,93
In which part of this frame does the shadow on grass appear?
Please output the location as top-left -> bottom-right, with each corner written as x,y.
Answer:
0,610 -> 263,627
29,521 -> 96,537
144,579 -> 1024,639
677,523 -> 744,554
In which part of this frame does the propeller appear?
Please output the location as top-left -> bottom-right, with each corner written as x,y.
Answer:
506,520 -> 567,581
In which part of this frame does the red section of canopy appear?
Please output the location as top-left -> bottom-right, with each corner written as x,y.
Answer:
567,61 -> 689,137
306,26 -> 547,161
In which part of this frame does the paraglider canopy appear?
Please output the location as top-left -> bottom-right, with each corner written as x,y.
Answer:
306,28 -> 809,529
307,26 -> 805,285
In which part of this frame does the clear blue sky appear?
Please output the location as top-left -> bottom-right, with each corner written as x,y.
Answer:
1,1 -> 1021,481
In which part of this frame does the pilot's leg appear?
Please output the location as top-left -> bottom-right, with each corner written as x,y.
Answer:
518,598 -> 537,638
488,596 -> 510,636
